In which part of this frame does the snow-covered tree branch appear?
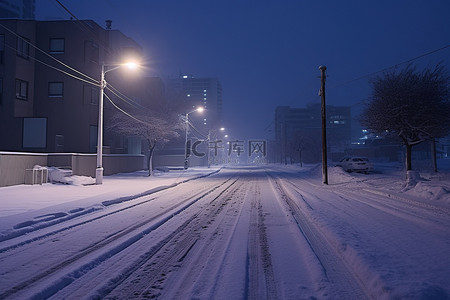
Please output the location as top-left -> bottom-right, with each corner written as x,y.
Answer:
106,108 -> 184,176
360,64 -> 450,172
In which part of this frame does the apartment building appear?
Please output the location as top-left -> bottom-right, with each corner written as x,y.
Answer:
274,104 -> 351,163
165,74 -> 223,138
0,0 -> 35,19
0,19 -> 158,154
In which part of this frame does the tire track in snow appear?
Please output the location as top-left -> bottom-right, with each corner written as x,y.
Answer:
284,175 -> 449,241
354,188 -> 449,228
98,177 -> 244,299
162,179 -> 249,299
246,180 -> 278,300
0,168 -> 222,244
0,177 -> 238,300
280,173 -> 450,299
268,173 -> 373,300
0,175 -> 235,255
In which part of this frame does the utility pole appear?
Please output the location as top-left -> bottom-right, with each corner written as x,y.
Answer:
319,65 -> 328,185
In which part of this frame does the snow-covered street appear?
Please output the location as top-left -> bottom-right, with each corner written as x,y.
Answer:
0,164 -> 449,299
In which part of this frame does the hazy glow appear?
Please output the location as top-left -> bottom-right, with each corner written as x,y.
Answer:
124,62 -> 138,70
196,107 -> 205,113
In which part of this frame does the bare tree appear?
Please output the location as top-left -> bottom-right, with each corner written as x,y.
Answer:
287,130 -> 317,167
360,64 -> 450,172
107,109 -> 183,176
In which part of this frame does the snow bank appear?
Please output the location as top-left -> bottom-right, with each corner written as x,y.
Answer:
47,167 -> 95,186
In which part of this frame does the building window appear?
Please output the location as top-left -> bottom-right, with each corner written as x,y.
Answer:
23,118 -> 47,148
17,36 -> 29,59
0,34 -> 4,64
15,79 -> 28,100
48,82 -> 64,97
49,38 -> 65,54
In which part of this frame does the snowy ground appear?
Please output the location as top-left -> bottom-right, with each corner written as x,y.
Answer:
0,161 -> 449,299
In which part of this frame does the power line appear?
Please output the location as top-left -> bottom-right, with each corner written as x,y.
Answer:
50,0 -> 151,115
0,29 -> 99,87
54,0 -> 78,20
1,18 -> 150,112
265,44 -> 450,134
0,22 -> 99,85
188,120 -> 208,140
105,84 -> 148,111
330,44 -> 450,89
33,56 -> 100,86
52,0 -> 129,64
0,17 -> 152,124
104,93 -> 151,126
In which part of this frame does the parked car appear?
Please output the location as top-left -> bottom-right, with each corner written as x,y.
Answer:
336,156 -> 372,173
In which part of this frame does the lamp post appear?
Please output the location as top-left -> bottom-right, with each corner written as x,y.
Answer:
96,62 -> 138,184
207,127 -> 225,167
184,107 -> 204,169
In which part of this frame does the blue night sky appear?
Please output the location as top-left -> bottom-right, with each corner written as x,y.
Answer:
36,0 -> 450,140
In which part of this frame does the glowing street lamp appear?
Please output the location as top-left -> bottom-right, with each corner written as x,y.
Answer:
124,62 -> 138,70
207,127 -> 225,167
184,107 -> 204,169
96,61 -> 139,184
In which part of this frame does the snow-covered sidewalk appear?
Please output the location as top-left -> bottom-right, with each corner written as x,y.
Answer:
0,167 -> 220,221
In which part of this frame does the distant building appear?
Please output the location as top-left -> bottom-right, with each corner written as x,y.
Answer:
154,75 -> 224,166
165,74 -> 223,138
0,0 -> 35,19
0,19 -> 158,154
274,104 -> 351,163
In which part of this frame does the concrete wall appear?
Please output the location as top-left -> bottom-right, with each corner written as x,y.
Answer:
0,152 -> 145,187
153,154 -> 207,168
103,155 -> 145,176
0,152 -> 47,187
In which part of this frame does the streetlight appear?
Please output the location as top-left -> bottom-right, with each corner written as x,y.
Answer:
184,107 -> 204,169
207,127 -> 225,167
96,61 -> 139,184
